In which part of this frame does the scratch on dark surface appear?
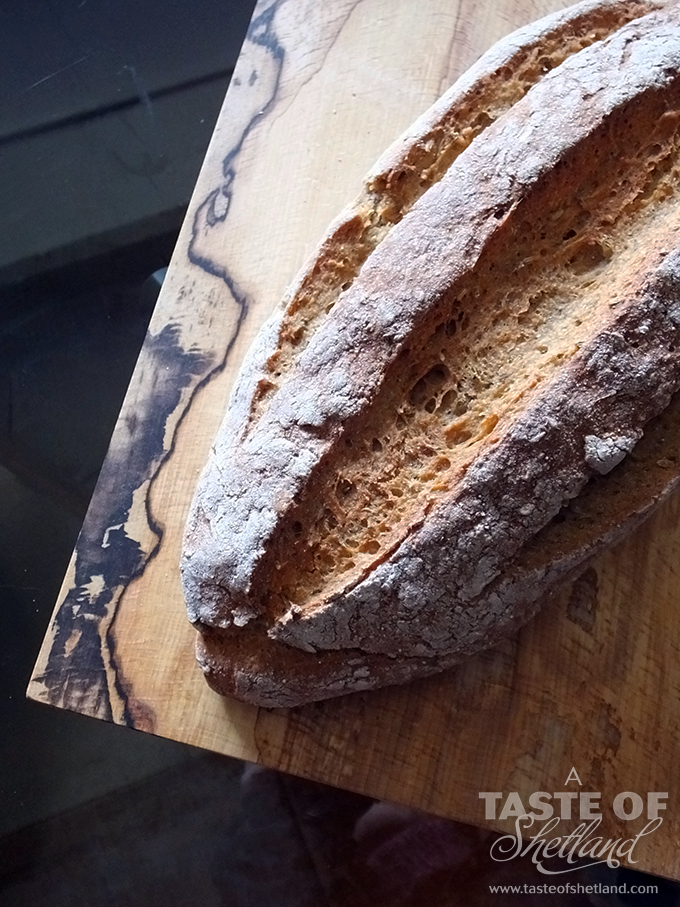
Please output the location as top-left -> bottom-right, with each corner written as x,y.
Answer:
124,64 -> 155,119
21,54 -> 90,93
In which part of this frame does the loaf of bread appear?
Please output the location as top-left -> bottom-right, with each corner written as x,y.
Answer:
182,0 -> 680,707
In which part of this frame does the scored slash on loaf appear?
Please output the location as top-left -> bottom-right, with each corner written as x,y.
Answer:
181,0 -> 680,707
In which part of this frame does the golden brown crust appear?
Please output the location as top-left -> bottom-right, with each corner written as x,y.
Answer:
224,0 -> 666,446
182,1 -> 680,707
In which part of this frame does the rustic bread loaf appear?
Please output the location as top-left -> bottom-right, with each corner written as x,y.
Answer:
182,0 -> 680,707
196,388 -> 680,706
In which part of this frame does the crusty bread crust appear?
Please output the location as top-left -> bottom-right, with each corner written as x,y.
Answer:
183,1 -> 680,707
226,0 -> 664,443
197,386 -> 680,707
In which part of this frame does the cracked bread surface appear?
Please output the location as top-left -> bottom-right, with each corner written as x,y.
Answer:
268,101 -> 680,619
227,0 -> 664,442
196,379 -> 680,707
183,0 -> 680,706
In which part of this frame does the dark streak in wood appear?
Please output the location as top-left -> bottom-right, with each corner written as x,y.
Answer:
188,0 -> 363,298
188,0 -> 286,299
32,3 -> 293,724
34,325 -> 213,725
36,0 -> 364,725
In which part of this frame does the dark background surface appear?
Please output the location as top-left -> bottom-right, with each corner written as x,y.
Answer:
0,0 -> 255,840
1,1 -> 679,904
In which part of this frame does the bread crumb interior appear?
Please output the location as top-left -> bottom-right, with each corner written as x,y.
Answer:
249,6 -> 650,425
266,93 -> 680,613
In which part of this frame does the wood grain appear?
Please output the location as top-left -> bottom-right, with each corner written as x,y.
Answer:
29,0 -> 680,881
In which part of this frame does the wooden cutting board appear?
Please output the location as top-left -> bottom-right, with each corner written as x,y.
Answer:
28,0 -> 680,881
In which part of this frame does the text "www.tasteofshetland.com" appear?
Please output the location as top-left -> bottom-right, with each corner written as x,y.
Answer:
488,881 -> 659,895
